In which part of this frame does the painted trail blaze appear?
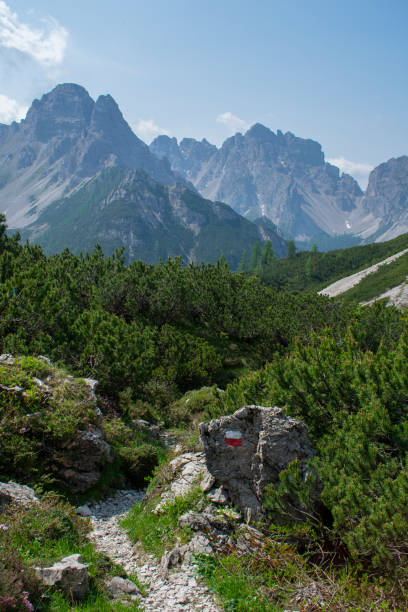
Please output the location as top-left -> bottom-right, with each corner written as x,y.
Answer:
225,430 -> 243,447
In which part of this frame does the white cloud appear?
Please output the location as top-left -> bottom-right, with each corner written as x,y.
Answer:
327,156 -> 374,190
0,1 -> 68,66
132,119 -> 169,143
217,111 -> 249,134
0,93 -> 27,123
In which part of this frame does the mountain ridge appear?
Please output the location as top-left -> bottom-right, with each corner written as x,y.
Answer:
20,165 -> 288,266
151,128 -> 408,247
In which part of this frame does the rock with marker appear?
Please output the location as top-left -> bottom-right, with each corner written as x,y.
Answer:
199,405 -> 315,520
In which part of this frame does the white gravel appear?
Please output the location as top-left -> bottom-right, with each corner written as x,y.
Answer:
87,489 -> 220,612
318,248 -> 408,298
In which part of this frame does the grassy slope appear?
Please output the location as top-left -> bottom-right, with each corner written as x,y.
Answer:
260,232 -> 408,293
339,252 -> 408,303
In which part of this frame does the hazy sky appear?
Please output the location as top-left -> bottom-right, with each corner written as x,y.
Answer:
0,0 -> 407,188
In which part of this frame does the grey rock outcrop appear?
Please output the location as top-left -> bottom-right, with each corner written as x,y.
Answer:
59,428 -> 112,492
35,554 -> 89,600
199,405 -> 314,520
0,481 -> 39,508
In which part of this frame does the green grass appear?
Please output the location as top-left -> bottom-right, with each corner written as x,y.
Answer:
196,552 -> 285,612
0,494 -> 143,611
44,591 -> 143,611
340,252 -> 408,303
260,231 -> 408,293
121,485 -> 204,558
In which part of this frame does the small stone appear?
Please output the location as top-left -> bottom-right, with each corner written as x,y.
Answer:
35,554 -> 89,600
200,472 -> 215,492
105,576 -> 140,598
76,504 -> 92,517
189,534 -> 212,554
207,486 -> 229,504
0,481 -> 39,508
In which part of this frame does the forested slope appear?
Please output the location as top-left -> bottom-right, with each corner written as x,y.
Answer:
1,212 -> 408,610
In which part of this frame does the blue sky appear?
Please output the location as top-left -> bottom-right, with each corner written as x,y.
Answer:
0,0 -> 407,188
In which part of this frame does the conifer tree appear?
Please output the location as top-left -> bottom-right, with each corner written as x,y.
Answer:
249,241 -> 261,272
216,253 -> 229,268
261,240 -> 276,268
286,239 -> 296,258
238,249 -> 248,272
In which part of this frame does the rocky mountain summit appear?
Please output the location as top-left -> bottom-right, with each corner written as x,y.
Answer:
359,155 -> 408,241
0,84 -> 286,265
0,84 -> 181,230
151,127 -> 408,246
151,125 -> 364,242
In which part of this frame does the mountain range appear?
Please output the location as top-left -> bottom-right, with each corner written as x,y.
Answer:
0,82 -> 407,262
0,84 -> 286,265
151,128 -> 408,248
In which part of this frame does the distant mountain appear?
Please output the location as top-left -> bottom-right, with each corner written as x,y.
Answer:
0,83 -> 180,229
150,136 -> 217,180
357,156 -> 408,242
151,126 -> 363,244
2,83 -> 406,259
151,127 -> 408,247
0,84 -> 287,265
20,166 -> 287,266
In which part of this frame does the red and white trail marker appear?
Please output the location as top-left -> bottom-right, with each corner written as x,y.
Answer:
224,430 -> 243,447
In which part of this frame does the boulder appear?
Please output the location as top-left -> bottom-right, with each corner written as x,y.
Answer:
160,541 -> 189,575
76,504 -> 92,517
105,576 -> 140,599
0,481 -> 39,508
199,405 -> 315,520
59,428 -> 112,492
35,554 -> 89,600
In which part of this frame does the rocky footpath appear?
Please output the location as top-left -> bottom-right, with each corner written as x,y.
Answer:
87,489 -> 220,612
1,404 -> 316,609
85,405 -> 315,610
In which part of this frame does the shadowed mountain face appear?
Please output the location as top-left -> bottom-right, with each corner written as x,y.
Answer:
21,166 -> 288,266
0,83 -> 177,229
151,128 -> 408,246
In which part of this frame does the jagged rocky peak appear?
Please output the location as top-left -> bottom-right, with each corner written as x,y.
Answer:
150,134 -> 217,178
0,82 -> 184,229
241,123 -> 325,167
23,83 -> 94,142
150,135 -> 180,159
361,156 -> 408,218
179,137 -> 217,161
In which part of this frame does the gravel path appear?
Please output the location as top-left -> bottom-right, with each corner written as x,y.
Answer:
88,489 -> 220,612
318,248 -> 408,298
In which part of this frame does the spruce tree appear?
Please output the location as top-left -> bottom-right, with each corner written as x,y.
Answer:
238,249 -> 248,272
249,241 -> 261,272
286,239 -> 296,258
261,240 -> 276,268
